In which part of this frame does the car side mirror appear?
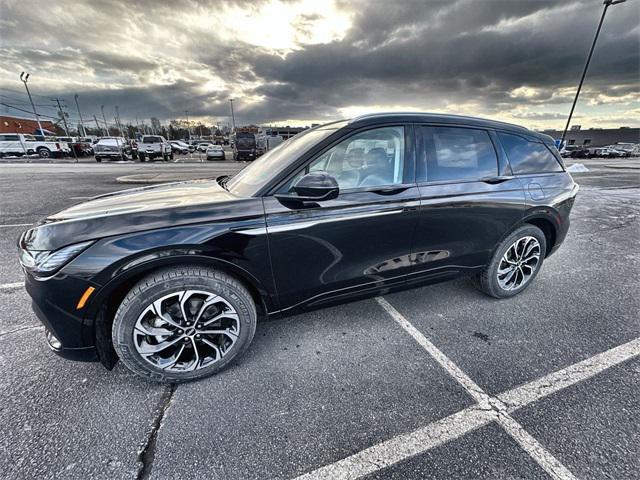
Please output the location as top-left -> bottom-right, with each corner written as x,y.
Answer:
275,171 -> 339,205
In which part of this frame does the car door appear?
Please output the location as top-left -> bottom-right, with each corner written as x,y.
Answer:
409,124 -> 525,284
263,125 -> 421,313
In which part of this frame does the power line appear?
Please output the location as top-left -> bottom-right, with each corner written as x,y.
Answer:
0,102 -> 61,120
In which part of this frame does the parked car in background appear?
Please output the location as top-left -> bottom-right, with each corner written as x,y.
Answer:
138,135 -> 173,161
17,113 -> 578,383
93,137 -> 134,162
170,140 -> 190,154
57,136 -> 94,157
0,133 -> 68,158
206,144 -> 225,161
560,145 -> 588,158
197,142 -> 214,153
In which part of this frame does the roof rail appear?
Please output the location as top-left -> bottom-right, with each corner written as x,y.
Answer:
348,111 -> 526,130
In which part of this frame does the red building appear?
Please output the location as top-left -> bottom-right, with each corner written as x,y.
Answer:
0,115 -> 60,134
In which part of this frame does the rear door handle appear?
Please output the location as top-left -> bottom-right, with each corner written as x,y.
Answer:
481,176 -> 514,184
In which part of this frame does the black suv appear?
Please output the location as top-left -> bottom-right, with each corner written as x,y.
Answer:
19,113 -> 578,382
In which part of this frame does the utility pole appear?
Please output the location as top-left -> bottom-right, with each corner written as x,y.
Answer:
115,106 -> 125,137
184,110 -> 191,141
19,72 -> 44,135
74,94 -> 86,137
100,105 -> 108,136
54,97 -> 78,162
561,0 -> 627,143
229,99 -> 236,132
93,114 -> 101,134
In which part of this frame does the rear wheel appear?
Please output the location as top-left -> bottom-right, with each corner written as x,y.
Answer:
95,156 -> 102,162
112,266 -> 257,383
37,147 -> 51,158
473,225 -> 546,299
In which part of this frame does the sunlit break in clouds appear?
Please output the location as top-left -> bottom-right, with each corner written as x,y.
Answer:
0,0 -> 638,129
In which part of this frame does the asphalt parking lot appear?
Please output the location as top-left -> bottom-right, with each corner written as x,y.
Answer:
0,157 -> 638,479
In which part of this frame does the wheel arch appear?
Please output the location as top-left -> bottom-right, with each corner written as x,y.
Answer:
88,254 -> 272,369
521,209 -> 561,256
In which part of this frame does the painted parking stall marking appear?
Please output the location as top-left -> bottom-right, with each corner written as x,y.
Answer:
297,297 -> 640,479
0,282 -> 24,290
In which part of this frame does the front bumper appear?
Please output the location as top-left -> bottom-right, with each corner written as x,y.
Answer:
24,271 -> 100,362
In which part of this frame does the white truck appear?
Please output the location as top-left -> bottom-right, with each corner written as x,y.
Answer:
0,133 -> 70,158
138,135 -> 173,161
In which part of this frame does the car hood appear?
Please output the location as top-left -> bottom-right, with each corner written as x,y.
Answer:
21,179 -> 260,251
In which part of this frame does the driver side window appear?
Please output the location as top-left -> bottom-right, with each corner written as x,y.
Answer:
288,126 -> 405,191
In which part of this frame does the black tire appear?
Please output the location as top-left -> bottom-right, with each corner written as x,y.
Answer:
37,147 -> 51,158
473,225 -> 546,299
139,153 -> 146,162
95,156 -> 102,162
112,266 -> 257,383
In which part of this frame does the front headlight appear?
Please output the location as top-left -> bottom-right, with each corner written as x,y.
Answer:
20,241 -> 94,277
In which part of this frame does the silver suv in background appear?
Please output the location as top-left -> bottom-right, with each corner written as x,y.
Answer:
93,137 -> 134,162
139,135 -> 173,161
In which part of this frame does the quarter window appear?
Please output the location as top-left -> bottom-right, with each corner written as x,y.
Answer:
418,126 -> 498,182
290,126 -> 405,191
498,133 -> 562,174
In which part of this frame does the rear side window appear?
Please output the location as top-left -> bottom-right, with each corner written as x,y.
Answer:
418,126 -> 498,182
498,133 -> 563,174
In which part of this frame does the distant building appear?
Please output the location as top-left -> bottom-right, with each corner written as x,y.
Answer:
540,127 -> 640,147
261,125 -> 308,140
0,115 -> 59,134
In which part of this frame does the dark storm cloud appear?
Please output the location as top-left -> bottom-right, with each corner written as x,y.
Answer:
0,0 -> 637,126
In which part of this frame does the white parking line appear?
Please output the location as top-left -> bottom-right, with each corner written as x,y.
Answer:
0,282 -> 24,290
0,223 -> 31,228
375,297 -> 577,480
298,299 -> 640,479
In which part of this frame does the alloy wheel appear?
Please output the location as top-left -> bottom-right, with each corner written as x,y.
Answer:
133,290 -> 240,372
496,236 -> 541,291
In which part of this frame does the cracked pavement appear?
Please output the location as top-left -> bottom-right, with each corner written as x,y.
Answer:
0,157 -> 638,479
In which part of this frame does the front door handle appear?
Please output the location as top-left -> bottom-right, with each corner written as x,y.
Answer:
371,186 -> 409,195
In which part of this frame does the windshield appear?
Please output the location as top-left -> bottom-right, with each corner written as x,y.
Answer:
236,137 -> 255,147
227,127 -> 339,197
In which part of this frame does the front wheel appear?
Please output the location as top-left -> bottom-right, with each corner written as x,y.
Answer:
473,225 -> 546,299
112,266 -> 257,383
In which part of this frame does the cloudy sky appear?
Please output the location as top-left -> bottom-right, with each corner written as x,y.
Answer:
0,0 -> 638,130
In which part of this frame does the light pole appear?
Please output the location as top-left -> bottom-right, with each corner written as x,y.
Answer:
229,99 -> 236,132
54,97 -> 78,162
115,105 -> 124,137
74,94 -> 86,137
19,72 -> 44,135
561,0 -> 627,143
101,105 -> 108,136
185,110 -> 191,140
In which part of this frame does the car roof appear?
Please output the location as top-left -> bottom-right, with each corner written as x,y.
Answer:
334,112 -> 554,143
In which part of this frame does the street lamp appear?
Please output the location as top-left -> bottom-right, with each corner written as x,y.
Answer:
74,94 -> 86,137
101,105 -> 108,136
19,72 -> 44,135
561,0 -> 627,143
229,99 -> 236,132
